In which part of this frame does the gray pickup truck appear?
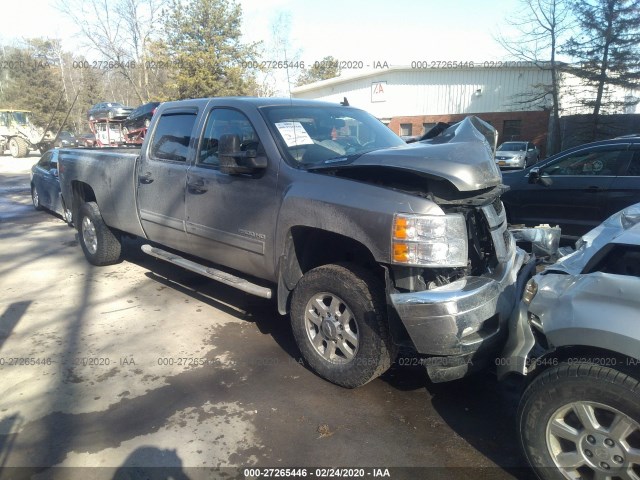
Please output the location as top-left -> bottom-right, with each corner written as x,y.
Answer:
59,97 -> 529,388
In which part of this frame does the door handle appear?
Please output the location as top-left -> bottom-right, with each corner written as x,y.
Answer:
139,172 -> 154,184
586,186 -> 601,193
187,179 -> 208,193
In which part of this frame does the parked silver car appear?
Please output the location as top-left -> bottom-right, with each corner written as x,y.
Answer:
495,141 -> 539,169
499,203 -> 640,480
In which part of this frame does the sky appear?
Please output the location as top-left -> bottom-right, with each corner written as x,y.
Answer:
238,0 -> 520,67
1,0 -> 521,69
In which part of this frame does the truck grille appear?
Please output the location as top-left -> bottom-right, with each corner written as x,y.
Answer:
440,197 -> 513,277
481,199 -> 513,264
492,197 -> 504,216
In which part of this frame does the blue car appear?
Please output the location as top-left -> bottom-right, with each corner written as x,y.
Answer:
31,149 -> 64,216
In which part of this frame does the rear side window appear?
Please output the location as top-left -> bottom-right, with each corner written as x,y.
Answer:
149,112 -> 197,162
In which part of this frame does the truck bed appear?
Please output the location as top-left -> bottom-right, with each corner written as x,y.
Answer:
59,147 -> 145,237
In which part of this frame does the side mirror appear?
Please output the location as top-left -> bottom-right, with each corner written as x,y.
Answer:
218,134 -> 266,175
528,167 -> 552,186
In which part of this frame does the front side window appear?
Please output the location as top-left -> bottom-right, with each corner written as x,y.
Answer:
198,109 -> 260,168
543,148 -> 626,176
261,105 -> 405,167
149,112 -> 197,162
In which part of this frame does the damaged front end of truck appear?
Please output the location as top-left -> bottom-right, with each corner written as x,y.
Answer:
309,116 -> 544,382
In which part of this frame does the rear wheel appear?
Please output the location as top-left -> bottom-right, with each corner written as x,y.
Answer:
9,137 -> 29,158
518,362 -> 640,480
77,201 -> 122,265
290,263 -> 395,388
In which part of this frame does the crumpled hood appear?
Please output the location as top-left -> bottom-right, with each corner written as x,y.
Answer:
314,116 -> 502,192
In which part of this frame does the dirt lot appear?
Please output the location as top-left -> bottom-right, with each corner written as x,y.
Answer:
0,154 -> 534,480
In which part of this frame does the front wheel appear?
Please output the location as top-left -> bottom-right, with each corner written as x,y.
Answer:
31,185 -> 42,210
77,201 -> 122,265
518,362 -> 640,480
290,263 -> 395,388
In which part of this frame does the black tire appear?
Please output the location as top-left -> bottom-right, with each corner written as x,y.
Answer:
290,263 -> 395,388
518,362 -> 640,480
31,184 -> 42,210
9,137 -> 29,158
77,201 -> 122,265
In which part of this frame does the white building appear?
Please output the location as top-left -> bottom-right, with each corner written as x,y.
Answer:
291,64 -> 638,156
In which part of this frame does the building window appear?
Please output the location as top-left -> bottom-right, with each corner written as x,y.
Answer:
503,120 -> 522,140
422,123 -> 436,134
400,123 -> 412,136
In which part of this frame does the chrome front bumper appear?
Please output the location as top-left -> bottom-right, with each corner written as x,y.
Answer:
390,245 -> 528,357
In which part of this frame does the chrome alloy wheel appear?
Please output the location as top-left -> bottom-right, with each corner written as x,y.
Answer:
546,401 -> 640,479
304,292 -> 359,363
81,216 -> 98,255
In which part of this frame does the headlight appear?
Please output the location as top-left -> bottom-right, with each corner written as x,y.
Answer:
392,213 -> 468,267
523,278 -> 538,305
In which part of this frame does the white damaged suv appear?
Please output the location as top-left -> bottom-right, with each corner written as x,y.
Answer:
499,203 -> 640,480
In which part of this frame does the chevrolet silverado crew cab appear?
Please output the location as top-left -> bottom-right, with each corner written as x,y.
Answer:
58,97 -> 529,388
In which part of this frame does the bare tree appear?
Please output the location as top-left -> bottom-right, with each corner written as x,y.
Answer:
54,0 -> 168,103
249,11 -> 303,97
496,0 -> 573,154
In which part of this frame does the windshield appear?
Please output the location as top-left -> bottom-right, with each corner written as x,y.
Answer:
498,142 -> 526,151
261,105 -> 405,167
11,112 -> 29,124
